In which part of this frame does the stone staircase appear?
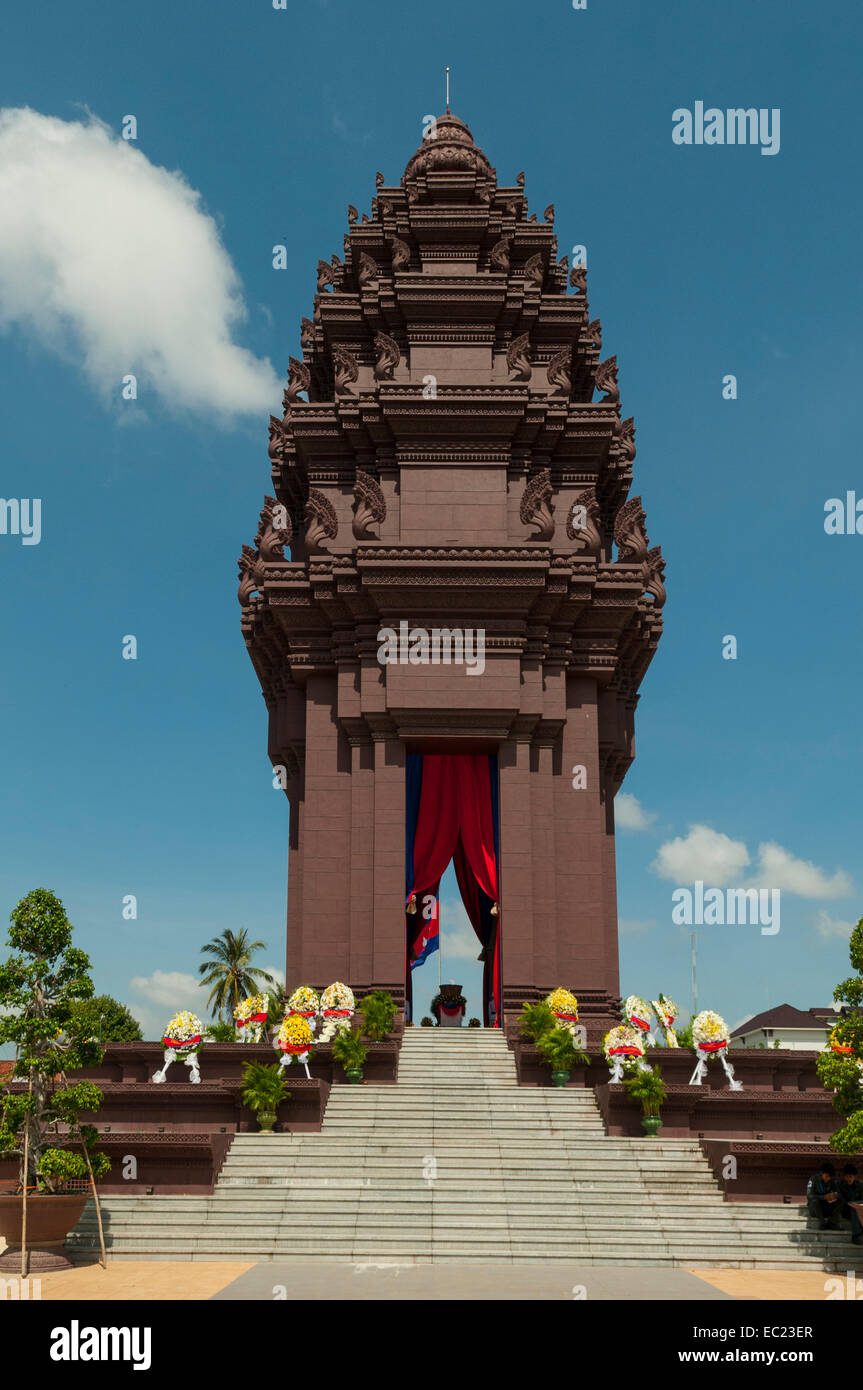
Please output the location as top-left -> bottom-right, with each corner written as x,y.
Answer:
70,1030 -> 861,1267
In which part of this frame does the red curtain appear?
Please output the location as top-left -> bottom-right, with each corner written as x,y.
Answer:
407,755 -> 501,1024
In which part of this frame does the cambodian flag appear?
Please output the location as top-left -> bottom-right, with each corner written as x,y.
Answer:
410,909 -> 439,969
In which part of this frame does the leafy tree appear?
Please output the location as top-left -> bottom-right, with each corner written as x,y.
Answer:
0,889 -> 110,1192
519,1000 -> 556,1043
817,917 -> 863,1153
198,929 -> 276,1025
357,991 -> 396,1040
67,993 -> 143,1042
203,1020 -> 236,1042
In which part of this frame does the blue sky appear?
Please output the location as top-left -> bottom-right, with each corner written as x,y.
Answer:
0,0 -> 861,1039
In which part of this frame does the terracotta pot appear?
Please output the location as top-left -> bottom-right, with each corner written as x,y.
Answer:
0,1194 -> 88,1272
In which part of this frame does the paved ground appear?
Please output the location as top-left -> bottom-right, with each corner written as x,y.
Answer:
5,1261 -> 852,1301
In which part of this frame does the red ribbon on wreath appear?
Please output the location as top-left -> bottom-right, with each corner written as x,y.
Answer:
698,1040 -> 728,1053
630,1016 -> 651,1031
323,1009 -> 352,1018
290,1009 -> 316,1020
238,1013 -> 268,1026
554,1012 -> 579,1023
163,1035 -> 201,1048
278,1041 -> 310,1055
831,1044 -> 853,1054
609,1045 -> 642,1057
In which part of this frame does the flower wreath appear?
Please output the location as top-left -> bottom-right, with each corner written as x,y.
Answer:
288,985 -> 320,1021
319,982 -> 355,1043
162,1011 -> 203,1055
234,993 -> 269,1027
689,1009 -> 741,1090
275,1014 -> 314,1060
603,1024 -> 649,1080
651,994 -> 679,1047
623,994 -> 655,1044
546,987 -> 579,1026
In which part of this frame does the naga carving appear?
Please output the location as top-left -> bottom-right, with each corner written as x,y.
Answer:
237,545 -> 264,607
316,259 -> 335,292
524,253 -> 545,290
543,203 -> 555,222
645,546 -> 666,608
489,237 -> 511,273
569,264 -> 588,295
284,356 -> 310,408
546,346 -> 572,396
595,355 -> 619,403
566,488 -> 602,557
347,204 -> 358,224
507,332 -> 532,382
300,317 -> 315,349
375,171 -> 384,188
614,416 -> 636,464
357,252 -> 378,290
390,237 -> 411,270
332,346 -> 359,396
352,470 -> 387,539
373,331 -> 400,381
304,488 -> 339,552
256,495 -> 293,561
614,495 -> 649,569
268,414 -> 288,466
519,468 -> 555,541
585,319 -> 602,350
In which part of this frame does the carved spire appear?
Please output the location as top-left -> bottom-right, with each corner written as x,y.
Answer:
543,203 -> 554,222
614,495 -> 649,567
268,414 -> 287,467
569,265 -> 588,295
566,488 -> 602,557
585,319 -> 602,351
507,332 -> 532,382
352,470 -> 387,539
614,416 -> 636,464
332,346 -> 359,396
390,237 -> 411,270
520,468 -> 554,541
347,204 -> 358,224
489,237 -> 511,273
595,355 -> 619,403
237,545 -> 264,607
305,488 -> 339,552
645,546 -> 666,608
375,171 -> 384,188
284,356 -> 310,408
524,253 -> 544,290
373,331 -> 400,381
357,252 -> 379,290
256,495 -> 293,561
316,259 -> 335,292
546,346 -> 572,397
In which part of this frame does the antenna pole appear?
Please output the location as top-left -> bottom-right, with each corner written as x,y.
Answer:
446,66 -> 450,114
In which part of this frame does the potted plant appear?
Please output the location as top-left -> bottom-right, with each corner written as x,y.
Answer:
623,1064 -> 667,1136
357,990 -> 396,1041
0,889 -> 111,1272
468,1018 -> 481,1028
420,1016 -> 435,1028
518,1000 -> 557,1043
332,1029 -> 368,1083
241,1061 -> 289,1132
536,1026 -> 590,1088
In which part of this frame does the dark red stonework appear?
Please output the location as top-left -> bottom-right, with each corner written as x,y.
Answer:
239,114 -> 664,1026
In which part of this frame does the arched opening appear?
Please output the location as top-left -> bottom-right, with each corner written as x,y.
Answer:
404,753 -> 502,1027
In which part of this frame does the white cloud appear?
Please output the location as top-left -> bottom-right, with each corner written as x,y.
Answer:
752,843 -> 853,899
652,823 -> 853,903
652,824 -> 750,885
619,917 -> 657,936
615,793 -> 656,830
0,107 -> 280,417
814,911 -> 855,940
439,900 -> 483,961
129,969 -> 207,1010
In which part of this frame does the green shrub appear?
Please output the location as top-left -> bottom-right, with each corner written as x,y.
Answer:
420,1017 -> 435,1028
536,1027 -> 589,1072
519,1000 -> 556,1043
623,1064 -> 667,1117
332,1030 -> 368,1073
241,1061 -> 288,1113
357,991 -> 396,1040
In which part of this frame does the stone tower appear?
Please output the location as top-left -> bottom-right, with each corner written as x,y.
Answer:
239,113 -> 665,1033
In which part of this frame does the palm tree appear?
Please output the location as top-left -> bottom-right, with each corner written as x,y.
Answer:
198,929 -> 277,1024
